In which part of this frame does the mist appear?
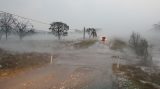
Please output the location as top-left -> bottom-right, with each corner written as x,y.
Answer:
0,0 -> 160,36
1,1 -> 160,88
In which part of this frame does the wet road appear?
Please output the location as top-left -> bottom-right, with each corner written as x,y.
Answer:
0,43 -> 114,89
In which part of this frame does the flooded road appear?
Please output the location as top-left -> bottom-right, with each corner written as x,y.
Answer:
0,42 -> 114,89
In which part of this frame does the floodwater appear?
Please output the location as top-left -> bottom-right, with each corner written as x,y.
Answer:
0,32 -> 159,89
0,38 -> 118,89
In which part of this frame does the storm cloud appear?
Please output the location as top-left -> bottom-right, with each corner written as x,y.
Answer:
0,0 -> 160,35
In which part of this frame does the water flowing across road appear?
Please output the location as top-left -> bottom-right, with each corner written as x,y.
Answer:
0,42 -> 115,89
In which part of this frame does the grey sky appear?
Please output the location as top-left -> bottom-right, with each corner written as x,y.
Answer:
0,0 -> 160,35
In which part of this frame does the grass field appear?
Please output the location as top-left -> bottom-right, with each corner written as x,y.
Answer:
0,48 -> 56,77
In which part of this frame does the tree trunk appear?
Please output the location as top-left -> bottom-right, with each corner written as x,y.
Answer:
19,33 -> 23,40
57,28 -> 61,40
0,33 -> 2,40
5,31 -> 8,40
58,35 -> 61,40
20,35 -> 22,40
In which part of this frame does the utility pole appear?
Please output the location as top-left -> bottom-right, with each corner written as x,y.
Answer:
83,27 -> 85,40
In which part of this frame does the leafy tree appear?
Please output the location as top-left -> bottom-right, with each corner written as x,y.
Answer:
0,12 -> 16,40
49,22 -> 69,40
86,28 -> 97,38
27,28 -> 35,34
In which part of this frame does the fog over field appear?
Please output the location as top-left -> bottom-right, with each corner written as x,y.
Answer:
1,0 -> 160,41
0,0 -> 160,89
0,30 -> 160,66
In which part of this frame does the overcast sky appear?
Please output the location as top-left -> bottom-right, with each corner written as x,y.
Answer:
0,0 -> 160,35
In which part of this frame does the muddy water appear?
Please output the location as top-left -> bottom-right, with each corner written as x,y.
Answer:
0,41 -> 115,89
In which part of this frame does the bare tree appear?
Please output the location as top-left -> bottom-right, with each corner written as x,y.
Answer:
14,20 -> 34,40
129,32 -> 141,54
0,28 -> 3,40
139,39 -> 148,56
49,22 -> 69,40
139,39 -> 152,66
129,32 -> 152,66
0,12 -> 15,40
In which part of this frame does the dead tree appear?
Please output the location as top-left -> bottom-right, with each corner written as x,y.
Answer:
49,22 -> 69,40
0,12 -> 15,40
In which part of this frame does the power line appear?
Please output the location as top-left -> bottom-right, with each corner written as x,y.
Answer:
0,11 -> 50,25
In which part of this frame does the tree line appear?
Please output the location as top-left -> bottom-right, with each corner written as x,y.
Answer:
0,12 -> 35,40
0,12 -> 98,40
49,22 -> 97,40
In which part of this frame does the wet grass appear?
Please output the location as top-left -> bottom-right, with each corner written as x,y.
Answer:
112,64 -> 160,89
0,48 -> 56,77
109,39 -> 126,50
74,40 -> 97,48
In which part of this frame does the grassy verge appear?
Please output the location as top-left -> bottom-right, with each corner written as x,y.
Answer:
0,48 -> 55,78
112,64 -> 160,89
109,39 -> 126,50
74,40 -> 97,48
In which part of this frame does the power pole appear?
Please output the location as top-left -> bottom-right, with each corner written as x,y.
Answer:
83,27 -> 85,40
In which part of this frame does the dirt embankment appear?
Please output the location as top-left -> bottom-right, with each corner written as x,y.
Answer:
0,48 -> 56,78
